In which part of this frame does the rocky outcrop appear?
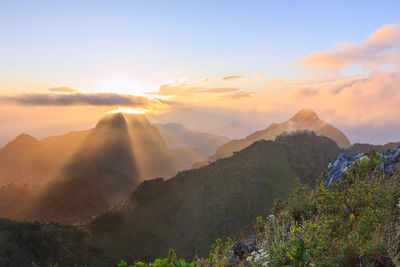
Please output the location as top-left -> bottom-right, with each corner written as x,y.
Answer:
227,237 -> 257,264
325,145 -> 400,186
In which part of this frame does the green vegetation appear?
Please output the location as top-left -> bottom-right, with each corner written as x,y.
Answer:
118,250 -> 194,267
0,218 -> 101,267
214,151 -> 400,266
87,131 -> 341,263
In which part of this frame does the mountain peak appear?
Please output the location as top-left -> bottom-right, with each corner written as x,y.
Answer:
290,108 -> 319,123
96,113 -> 127,129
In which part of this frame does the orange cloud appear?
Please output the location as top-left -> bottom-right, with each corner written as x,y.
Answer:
219,75 -> 246,82
48,87 -> 78,93
302,23 -> 400,73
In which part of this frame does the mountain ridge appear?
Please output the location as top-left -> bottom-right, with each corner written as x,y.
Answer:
193,109 -> 351,168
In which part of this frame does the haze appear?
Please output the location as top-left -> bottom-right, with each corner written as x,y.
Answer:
1,0 -> 400,146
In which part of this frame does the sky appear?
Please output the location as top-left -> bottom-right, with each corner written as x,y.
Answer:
1,0 -> 400,146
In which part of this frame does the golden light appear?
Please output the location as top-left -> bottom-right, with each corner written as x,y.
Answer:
107,107 -> 147,114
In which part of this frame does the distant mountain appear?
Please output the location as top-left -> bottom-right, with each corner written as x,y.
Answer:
347,142 -> 400,154
154,123 -> 230,169
0,131 -> 89,185
194,109 -> 351,168
86,131 -> 341,262
155,122 -> 229,154
0,113 -> 177,222
211,121 -> 251,139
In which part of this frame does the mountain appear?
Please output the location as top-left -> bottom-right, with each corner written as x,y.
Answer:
0,130 -> 89,185
211,121 -> 251,139
61,113 -> 140,204
0,113 -> 177,222
86,131 -> 341,262
154,122 -> 229,155
154,123 -> 230,169
347,141 -> 400,154
194,109 -> 351,168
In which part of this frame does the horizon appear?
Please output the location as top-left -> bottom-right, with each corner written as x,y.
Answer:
1,1 -> 400,145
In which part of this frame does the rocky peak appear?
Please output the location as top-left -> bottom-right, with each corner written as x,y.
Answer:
95,113 -> 127,129
290,108 -> 319,124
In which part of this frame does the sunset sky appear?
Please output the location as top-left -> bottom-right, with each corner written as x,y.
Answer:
1,1 -> 400,145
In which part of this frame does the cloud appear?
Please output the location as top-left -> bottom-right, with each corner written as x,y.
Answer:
200,77 -> 213,83
302,23 -> 400,73
222,91 -> 251,99
253,73 -> 263,80
200,88 -> 239,93
48,86 -> 78,93
0,92 -> 157,107
153,82 -> 243,96
219,75 -> 246,82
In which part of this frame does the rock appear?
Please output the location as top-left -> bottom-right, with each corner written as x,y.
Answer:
325,145 -> 400,186
227,237 -> 257,264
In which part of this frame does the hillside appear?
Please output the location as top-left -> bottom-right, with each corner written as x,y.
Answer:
0,179 -> 109,224
0,218 -> 103,267
0,131 -> 89,184
194,109 -> 351,168
86,131 -> 341,262
206,149 -> 400,266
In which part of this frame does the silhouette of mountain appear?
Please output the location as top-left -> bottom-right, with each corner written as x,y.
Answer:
86,131 -> 341,262
194,109 -> 351,168
61,113 -> 139,204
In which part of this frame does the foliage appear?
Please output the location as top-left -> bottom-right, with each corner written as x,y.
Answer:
207,238 -> 233,266
87,132 -> 341,262
210,151 -> 400,266
0,218 -> 101,266
117,249 -> 194,267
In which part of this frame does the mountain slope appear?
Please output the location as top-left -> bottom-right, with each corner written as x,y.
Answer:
61,113 -> 139,204
0,130 -> 89,185
195,109 -> 350,168
86,131 -> 341,262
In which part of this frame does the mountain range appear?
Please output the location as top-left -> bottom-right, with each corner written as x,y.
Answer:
194,108 -> 351,168
0,113 -> 230,222
86,131 -> 342,262
0,108 -> 399,265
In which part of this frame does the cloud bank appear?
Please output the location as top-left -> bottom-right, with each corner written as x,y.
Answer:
0,93 -> 153,106
302,23 -> 400,73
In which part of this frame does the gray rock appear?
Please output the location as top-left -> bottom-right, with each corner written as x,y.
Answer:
325,145 -> 400,186
227,237 -> 257,264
